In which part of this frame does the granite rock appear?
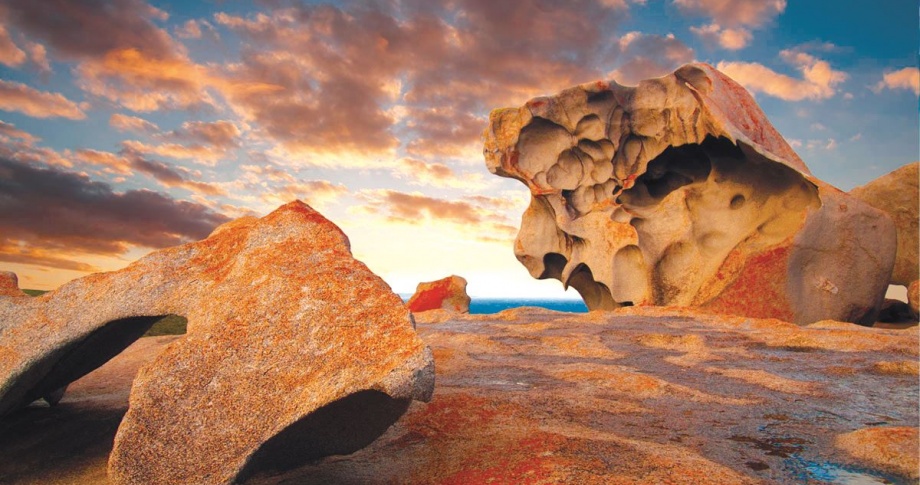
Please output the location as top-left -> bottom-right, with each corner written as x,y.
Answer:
850,162 -> 919,286
484,63 -> 896,325
0,201 -> 434,484
407,275 -> 471,314
5,307 -> 914,484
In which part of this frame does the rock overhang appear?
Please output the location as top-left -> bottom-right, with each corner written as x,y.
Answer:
484,63 -> 896,325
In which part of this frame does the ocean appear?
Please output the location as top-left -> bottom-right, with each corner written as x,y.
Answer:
400,295 -> 587,314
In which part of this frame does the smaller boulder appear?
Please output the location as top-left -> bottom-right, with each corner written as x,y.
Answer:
0,272 -> 25,297
849,162 -> 919,286
407,276 -> 471,314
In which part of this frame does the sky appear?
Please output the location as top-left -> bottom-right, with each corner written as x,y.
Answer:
0,0 -> 917,298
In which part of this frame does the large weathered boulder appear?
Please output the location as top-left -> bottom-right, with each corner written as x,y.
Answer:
407,275 -> 471,314
484,63 -> 896,325
0,201 -> 434,484
849,162 -> 919,287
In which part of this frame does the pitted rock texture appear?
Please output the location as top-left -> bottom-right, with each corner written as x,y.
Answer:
3,307 -> 916,484
849,162 -> 919,287
484,63 -> 896,325
0,201 -> 434,485
407,275 -> 471,314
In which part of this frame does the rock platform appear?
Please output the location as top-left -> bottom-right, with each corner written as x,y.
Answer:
1,307 -> 916,484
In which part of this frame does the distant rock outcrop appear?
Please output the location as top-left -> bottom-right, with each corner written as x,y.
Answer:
0,201 -> 434,485
849,162 -> 918,288
484,63 -> 896,325
407,275 -> 471,314
0,272 -> 24,298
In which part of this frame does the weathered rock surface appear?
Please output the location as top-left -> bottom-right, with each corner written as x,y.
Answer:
2,307 -> 916,484
406,275 -> 471,314
850,162 -> 919,286
0,201 -> 434,484
909,280 -> 919,319
484,63 -> 896,325
0,272 -> 24,298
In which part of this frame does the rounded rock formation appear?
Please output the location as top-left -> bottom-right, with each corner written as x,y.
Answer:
849,162 -> 919,287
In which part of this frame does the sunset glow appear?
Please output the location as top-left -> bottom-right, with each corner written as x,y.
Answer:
0,0 -> 916,298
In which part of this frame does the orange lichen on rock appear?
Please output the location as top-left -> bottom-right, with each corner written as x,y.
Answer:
0,272 -> 24,298
836,427 -> 919,479
0,201 -> 434,485
3,307 -> 917,484
407,275 -> 471,314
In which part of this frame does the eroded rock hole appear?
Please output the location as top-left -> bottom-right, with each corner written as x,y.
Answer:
620,141 -> 714,205
19,315 -> 167,410
567,263 -> 616,311
540,253 -> 568,281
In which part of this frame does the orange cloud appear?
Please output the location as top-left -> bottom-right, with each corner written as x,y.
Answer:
76,148 -> 226,196
690,23 -> 752,50
391,158 -> 488,190
874,67 -> 920,96
163,120 -> 240,148
122,139 -> 227,165
716,50 -> 846,101
77,48 -> 212,112
110,113 -> 160,133
674,0 -> 786,27
0,79 -> 85,119
0,120 -> 38,143
0,24 -> 26,67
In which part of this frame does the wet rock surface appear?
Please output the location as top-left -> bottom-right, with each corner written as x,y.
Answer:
3,307 -> 915,484
484,63 -> 896,325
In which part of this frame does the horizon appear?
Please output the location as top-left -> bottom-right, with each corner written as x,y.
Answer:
0,0 -> 917,299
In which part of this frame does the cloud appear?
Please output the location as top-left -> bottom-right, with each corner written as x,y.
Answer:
404,107 -> 486,158
361,190 -> 486,225
4,0 -> 176,60
609,33 -> 695,85
0,79 -> 86,119
110,113 -> 160,133
76,147 -> 226,196
873,67 -> 920,96
25,41 -> 50,75
76,48 -> 213,112
0,120 -> 38,143
716,49 -> 846,101
674,0 -> 786,27
213,0 -> 623,159
391,157 -> 488,190
0,24 -> 26,67
0,156 -> 230,270
258,179 -> 348,210
689,23 -> 752,50
176,19 -> 202,39
163,120 -> 240,148
117,120 -> 241,166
